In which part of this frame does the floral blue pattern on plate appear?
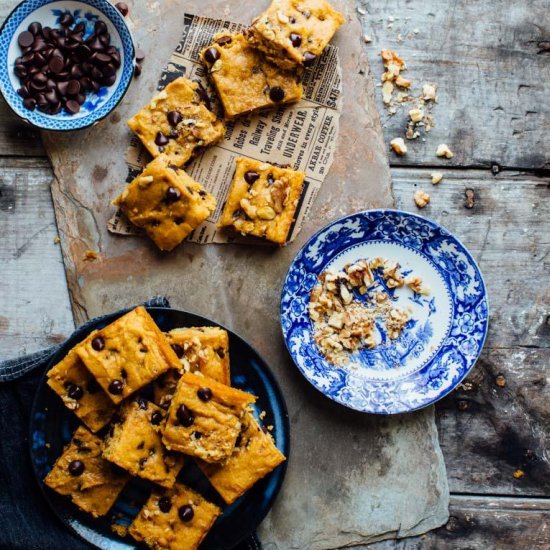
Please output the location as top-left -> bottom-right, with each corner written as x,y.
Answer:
280,210 -> 489,414
30,307 -> 289,549
0,0 -> 135,131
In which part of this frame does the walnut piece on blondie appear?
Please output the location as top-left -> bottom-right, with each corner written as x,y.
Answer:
201,32 -> 303,119
197,412 -> 286,504
47,349 -> 116,432
127,76 -> 225,167
129,483 -> 221,550
112,156 -> 217,251
44,426 -> 129,518
218,157 -> 305,244
154,327 -> 231,410
102,399 -> 184,488
248,0 -> 345,70
75,306 -> 180,404
162,372 -> 256,464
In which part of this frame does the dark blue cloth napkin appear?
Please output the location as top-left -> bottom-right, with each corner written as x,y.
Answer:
0,297 -> 261,550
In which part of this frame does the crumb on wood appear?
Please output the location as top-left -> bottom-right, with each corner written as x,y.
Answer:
83,250 -> 99,261
513,469 -> 525,479
436,143 -> 454,159
495,374 -> 507,387
431,172 -> 443,185
414,190 -> 430,208
111,523 -> 128,538
464,188 -> 475,209
53,236 -> 61,244
390,137 -> 407,155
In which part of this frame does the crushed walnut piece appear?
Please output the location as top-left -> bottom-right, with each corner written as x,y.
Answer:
309,258 -> 429,366
431,172 -> 444,185
390,137 -> 408,155
436,143 -> 454,159
414,189 -> 430,208
83,249 -> 99,261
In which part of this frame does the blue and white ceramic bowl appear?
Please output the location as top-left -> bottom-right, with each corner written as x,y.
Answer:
281,210 -> 489,414
0,0 -> 135,131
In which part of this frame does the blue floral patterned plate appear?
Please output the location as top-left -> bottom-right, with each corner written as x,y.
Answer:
0,0 -> 135,130
281,210 -> 489,414
30,307 -> 289,549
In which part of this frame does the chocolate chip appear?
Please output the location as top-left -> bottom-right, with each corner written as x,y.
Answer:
135,48 -> 146,61
87,379 -> 100,394
171,343 -> 184,358
155,132 -> 169,147
197,387 -> 212,402
60,13 -> 74,27
178,505 -> 194,522
23,97 -> 36,110
244,171 -> 260,185
290,33 -> 302,47
176,405 -> 194,427
215,347 -> 225,358
28,22 -> 42,36
108,380 -> 124,395
91,336 -> 105,351
18,31 -> 34,49
66,79 -> 81,95
158,496 -> 172,513
269,86 -> 285,102
151,411 -> 163,425
17,85 -> 30,98
133,63 -> 142,77
303,52 -> 317,66
120,369 -> 128,379
216,36 -> 232,46
267,173 -> 275,185
45,88 -> 58,104
73,22 -> 86,34
115,2 -> 129,16
48,55 -> 65,74
165,186 -> 181,202
289,16 -> 297,23
167,110 -> 183,127
204,47 -> 220,64
193,431 -> 202,439
94,20 -> 108,34
67,384 -> 84,400
68,460 -> 85,476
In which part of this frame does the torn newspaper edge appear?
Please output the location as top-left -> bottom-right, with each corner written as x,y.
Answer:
108,13 -> 341,244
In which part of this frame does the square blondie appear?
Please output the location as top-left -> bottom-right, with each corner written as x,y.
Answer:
162,372 -> 256,463
129,483 -> 221,550
197,412 -> 286,504
201,32 -> 303,119
127,77 -> 225,167
248,0 -> 345,69
102,399 -> 184,488
154,327 -> 231,410
112,156 -> 217,251
44,426 -> 129,518
218,157 -> 305,244
75,307 -> 180,404
47,349 -> 116,432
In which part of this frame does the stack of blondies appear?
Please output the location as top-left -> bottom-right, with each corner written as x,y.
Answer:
44,306 -> 285,549
113,0 -> 344,251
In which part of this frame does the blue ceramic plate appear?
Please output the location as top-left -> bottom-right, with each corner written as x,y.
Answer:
30,307 -> 289,549
281,210 -> 489,414
0,0 -> 135,130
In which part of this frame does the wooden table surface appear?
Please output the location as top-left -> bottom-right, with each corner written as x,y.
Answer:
1,0 -> 549,548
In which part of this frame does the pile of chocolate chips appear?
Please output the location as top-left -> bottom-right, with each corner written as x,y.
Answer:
15,13 -> 121,115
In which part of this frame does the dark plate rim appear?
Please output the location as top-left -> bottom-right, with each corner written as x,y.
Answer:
280,208 -> 490,415
30,306 -> 290,549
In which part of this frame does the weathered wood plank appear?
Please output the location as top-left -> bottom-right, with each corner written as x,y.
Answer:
0,159 -> 74,360
0,99 -> 45,157
358,0 -> 550,170
360,496 -> 550,549
393,169 -> 550,349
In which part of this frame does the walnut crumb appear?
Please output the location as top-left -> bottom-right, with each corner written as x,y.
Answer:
390,137 -> 407,155
53,236 -> 61,244
431,172 -> 444,185
436,143 -> 454,159
363,34 -> 372,43
513,469 -> 525,479
414,190 -> 430,208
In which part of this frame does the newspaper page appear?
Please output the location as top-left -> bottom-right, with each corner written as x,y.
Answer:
108,13 -> 341,244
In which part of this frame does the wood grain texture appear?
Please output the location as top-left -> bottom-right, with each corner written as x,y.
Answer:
358,0 -> 550,170
0,100 -> 45,157
358,496 -> 550,549
392,169 -> 550,349
0,158 -> 74,360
